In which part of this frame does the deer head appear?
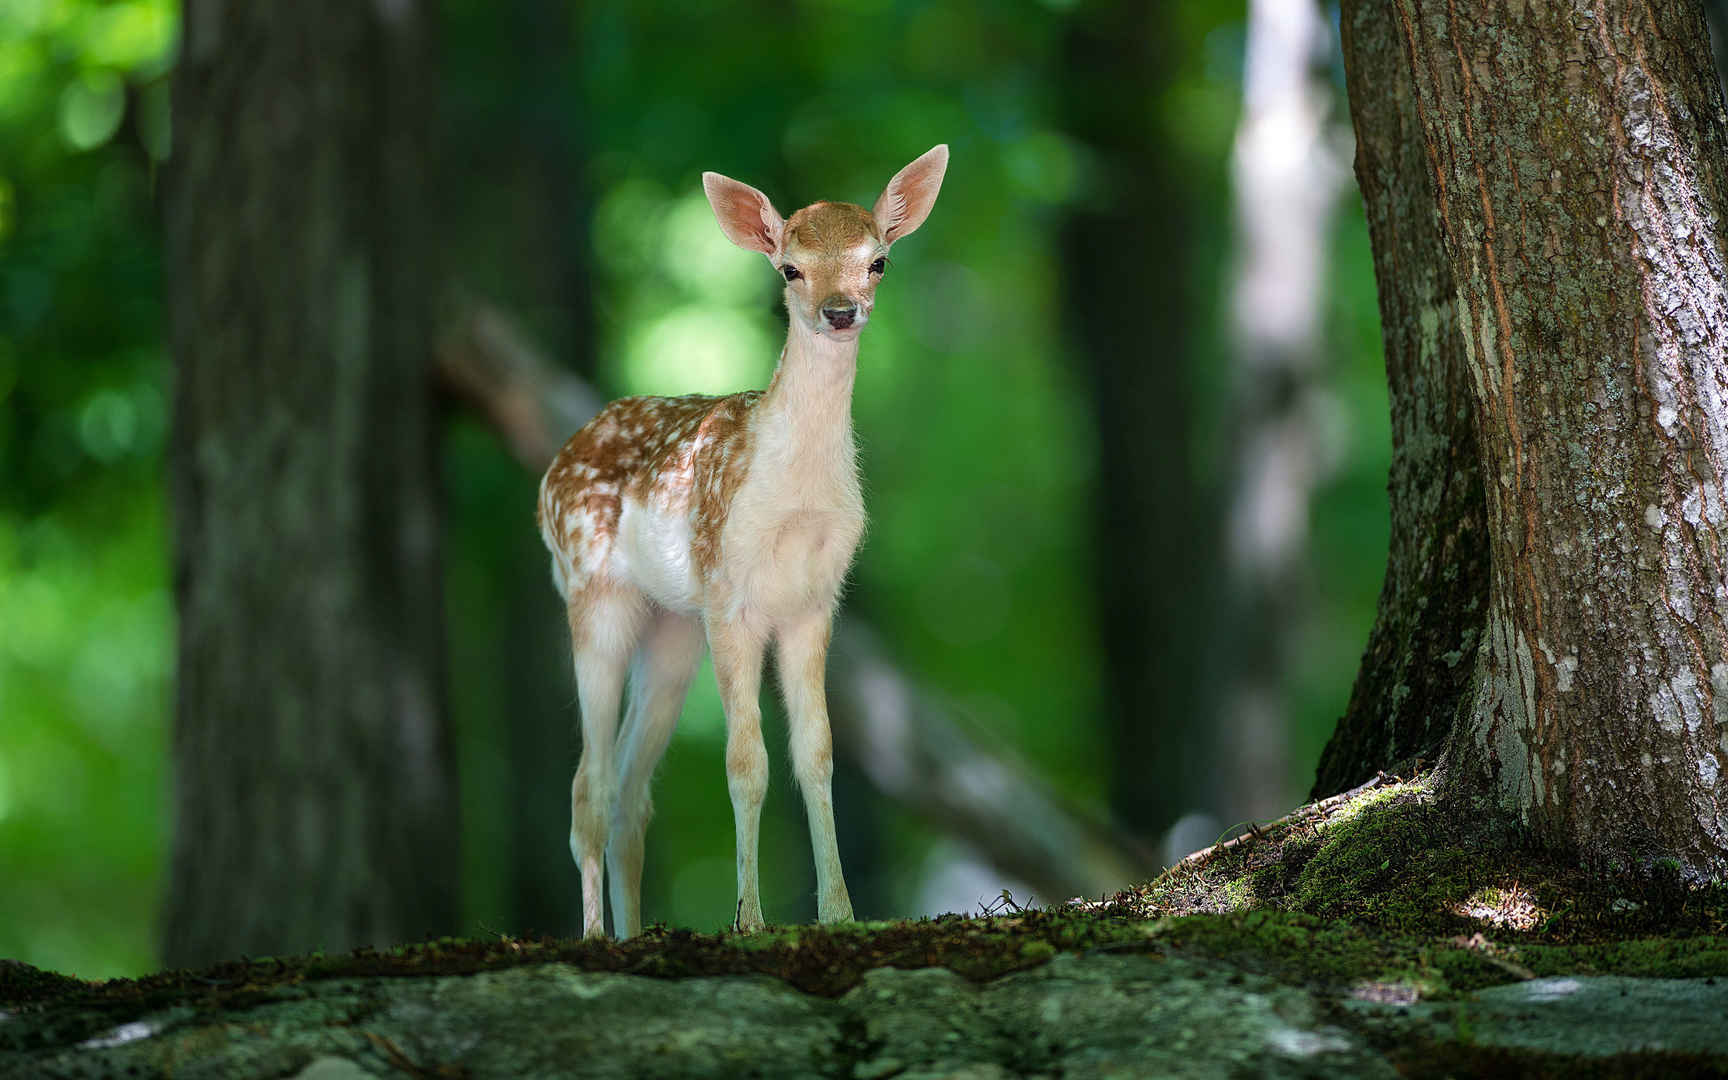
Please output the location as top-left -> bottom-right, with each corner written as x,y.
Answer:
702,144 -> 949,342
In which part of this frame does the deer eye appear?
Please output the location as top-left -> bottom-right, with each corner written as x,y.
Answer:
869,257 -> 888,275
781,265 -> 802,282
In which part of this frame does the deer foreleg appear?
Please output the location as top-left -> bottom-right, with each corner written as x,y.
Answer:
777,611 -> 854,924
709,617 -> 770,932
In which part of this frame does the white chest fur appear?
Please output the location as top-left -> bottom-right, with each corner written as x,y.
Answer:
719,403 -> 865,623
551,143 -> 947,941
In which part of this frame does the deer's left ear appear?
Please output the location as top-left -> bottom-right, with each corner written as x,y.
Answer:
873,144 -> 948,246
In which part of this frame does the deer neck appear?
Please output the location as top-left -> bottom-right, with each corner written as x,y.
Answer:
758,323 -> 859,454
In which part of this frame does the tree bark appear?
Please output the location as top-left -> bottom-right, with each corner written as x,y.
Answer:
164,0 -> 458,966
1313,0 -> 1491,798
1338,0 -> 1728,875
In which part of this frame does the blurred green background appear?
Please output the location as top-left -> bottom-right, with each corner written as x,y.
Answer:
0,0 -> 1388,978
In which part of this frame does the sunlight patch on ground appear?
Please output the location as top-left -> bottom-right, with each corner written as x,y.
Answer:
1314,778 -> 1416,830
1454,882 -> 1543,932
1348,980 -> 1418,1005
79,1019 -> 161,1050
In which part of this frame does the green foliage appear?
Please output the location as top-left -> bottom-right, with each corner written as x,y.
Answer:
0,0 -> 174,979
2,0 -> 1400,977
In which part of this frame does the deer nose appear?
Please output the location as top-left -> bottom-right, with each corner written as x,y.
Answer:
821,300 -> 857,329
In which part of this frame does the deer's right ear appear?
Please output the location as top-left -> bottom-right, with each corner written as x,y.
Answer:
702,172 -> 785,256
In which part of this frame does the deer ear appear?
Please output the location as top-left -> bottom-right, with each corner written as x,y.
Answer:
702,172 -> 785,256
873,144 -> 948,246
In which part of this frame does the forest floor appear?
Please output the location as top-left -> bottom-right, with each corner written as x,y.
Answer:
7,774 -> 1728,1077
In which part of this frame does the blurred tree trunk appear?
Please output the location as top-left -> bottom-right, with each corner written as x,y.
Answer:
1311,0 -> 1490,797
1214,0 -> 1349,825
164,0 -> 458,967
498,0 -> 592,943
1059,2 -> 1213,845
1332,0 -> 1728,875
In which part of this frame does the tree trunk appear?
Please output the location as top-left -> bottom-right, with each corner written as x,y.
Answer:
1059,2 -> 1213,843
500,0 -> 594,943
1312,0 -> 1491,798
1338,0 -> 1728,875
164,0 -> 458,966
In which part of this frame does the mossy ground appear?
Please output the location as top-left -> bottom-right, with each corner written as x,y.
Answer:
1105,774 -> 1728,996
6,773 -> 1726,1023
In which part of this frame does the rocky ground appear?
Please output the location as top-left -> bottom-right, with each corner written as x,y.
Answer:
7,776 -> 1727,1078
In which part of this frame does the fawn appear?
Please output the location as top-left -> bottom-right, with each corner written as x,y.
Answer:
537,146 -> 948,937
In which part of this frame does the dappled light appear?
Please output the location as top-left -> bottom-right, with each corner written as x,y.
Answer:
1454,883 -> 1544,933
1,0 -> 1398,976
57,71 -> 124,150
11,2 -> 1728,1072
622,306 -> 774,397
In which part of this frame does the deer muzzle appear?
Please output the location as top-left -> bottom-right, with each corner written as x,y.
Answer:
820,298 -> 860,331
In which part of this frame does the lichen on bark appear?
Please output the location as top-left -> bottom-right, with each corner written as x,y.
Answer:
1348,0 -> 1728,875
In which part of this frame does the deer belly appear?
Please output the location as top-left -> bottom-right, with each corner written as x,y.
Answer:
616,498 -> 702,613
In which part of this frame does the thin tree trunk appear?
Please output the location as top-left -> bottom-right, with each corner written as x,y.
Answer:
1216,0 -> 1349,823
1339,0 -> 1728,875
164,0 -> 458,967
1312,0 -> 1491,798
499,0 -> 593,943
1059,1 -> 1212,842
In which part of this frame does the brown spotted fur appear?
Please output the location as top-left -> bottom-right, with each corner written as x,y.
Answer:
538,391 -> 762,591
537,145 -> 947,940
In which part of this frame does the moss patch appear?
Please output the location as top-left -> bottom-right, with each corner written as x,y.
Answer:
1114,775 -> 1728,940
1090,773 -> 1728,998
0,908 -> 1164,1017
8,771 -> 1727,1021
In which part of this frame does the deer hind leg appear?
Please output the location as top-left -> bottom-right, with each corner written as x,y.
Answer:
776,611 -> 854,924
707,617 -> 771,932
568,586 -> 646,938
606,609 -> 704,939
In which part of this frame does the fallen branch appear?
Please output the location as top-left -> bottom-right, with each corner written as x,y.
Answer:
828,620 -> 1153,900
434,296 -> 604,467
1173,771 -> 1393,874
433,297 -> 1154,901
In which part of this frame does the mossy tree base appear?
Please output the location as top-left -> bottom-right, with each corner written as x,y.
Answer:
8,779 -> 1728,1077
